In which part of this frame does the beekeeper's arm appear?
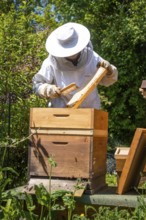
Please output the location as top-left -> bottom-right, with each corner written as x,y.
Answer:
32,59 -> 61,99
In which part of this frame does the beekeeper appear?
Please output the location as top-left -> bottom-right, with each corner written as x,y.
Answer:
32,22 -> 118,109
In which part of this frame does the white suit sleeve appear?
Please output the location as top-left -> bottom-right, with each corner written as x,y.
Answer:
32,58 -> 54,96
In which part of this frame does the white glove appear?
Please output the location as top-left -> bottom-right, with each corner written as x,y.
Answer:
46,85 -> 61,98
139,88 -> 146,99
38,84 -> 61,99
100,60 -> 113,76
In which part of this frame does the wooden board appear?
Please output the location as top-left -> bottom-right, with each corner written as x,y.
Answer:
67,67 -> 107,108
30,128 -> 108,137
117,128 -> 146,195
60,82 -> 78,95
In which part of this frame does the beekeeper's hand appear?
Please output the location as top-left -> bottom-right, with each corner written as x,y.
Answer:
100,60 -> 113,76
139,88 -> 146,99
38,84 -> 61,98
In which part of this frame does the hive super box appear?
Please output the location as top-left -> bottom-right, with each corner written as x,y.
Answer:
114,147 -> 146,184
28,108 -> 108,194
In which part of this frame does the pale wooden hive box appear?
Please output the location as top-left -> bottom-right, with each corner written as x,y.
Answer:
28,108 -> 108,194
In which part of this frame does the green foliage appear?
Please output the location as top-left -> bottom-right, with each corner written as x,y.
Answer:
106,174 -> 117,187
0,3 -> 48,139
48,0 -> 146,147
0,0 -> 50,187
133,196 -> 146,219
0,166 -> 18,206
1,188 -> 146,219
98,0 -> 146,145
0,155 -> 146,219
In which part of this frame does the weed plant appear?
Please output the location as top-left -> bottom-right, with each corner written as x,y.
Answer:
0,148 -> 146,219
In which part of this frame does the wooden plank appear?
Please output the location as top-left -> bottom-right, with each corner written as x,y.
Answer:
117,128 -> 146,195
67,67 -> 107,108
74,189 -> 85,197
91,136 -> 107,177
30,128 -> 108,137
94,110 -> 108,130
60,82 -> 78,95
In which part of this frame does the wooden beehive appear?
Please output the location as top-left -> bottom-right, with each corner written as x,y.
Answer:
115,147 -> 130,174
28,108 -> 108,194
115,147 -> 146,185
116,128 -> 146,194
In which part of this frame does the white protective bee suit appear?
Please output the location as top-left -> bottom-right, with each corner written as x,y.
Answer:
32,23 -> 118,109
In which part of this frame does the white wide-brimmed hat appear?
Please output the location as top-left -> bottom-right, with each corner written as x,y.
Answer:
45,22 -> 90,57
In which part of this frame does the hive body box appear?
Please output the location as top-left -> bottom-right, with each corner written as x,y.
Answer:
28,108 -> 108,194
115,147 -> 146,183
